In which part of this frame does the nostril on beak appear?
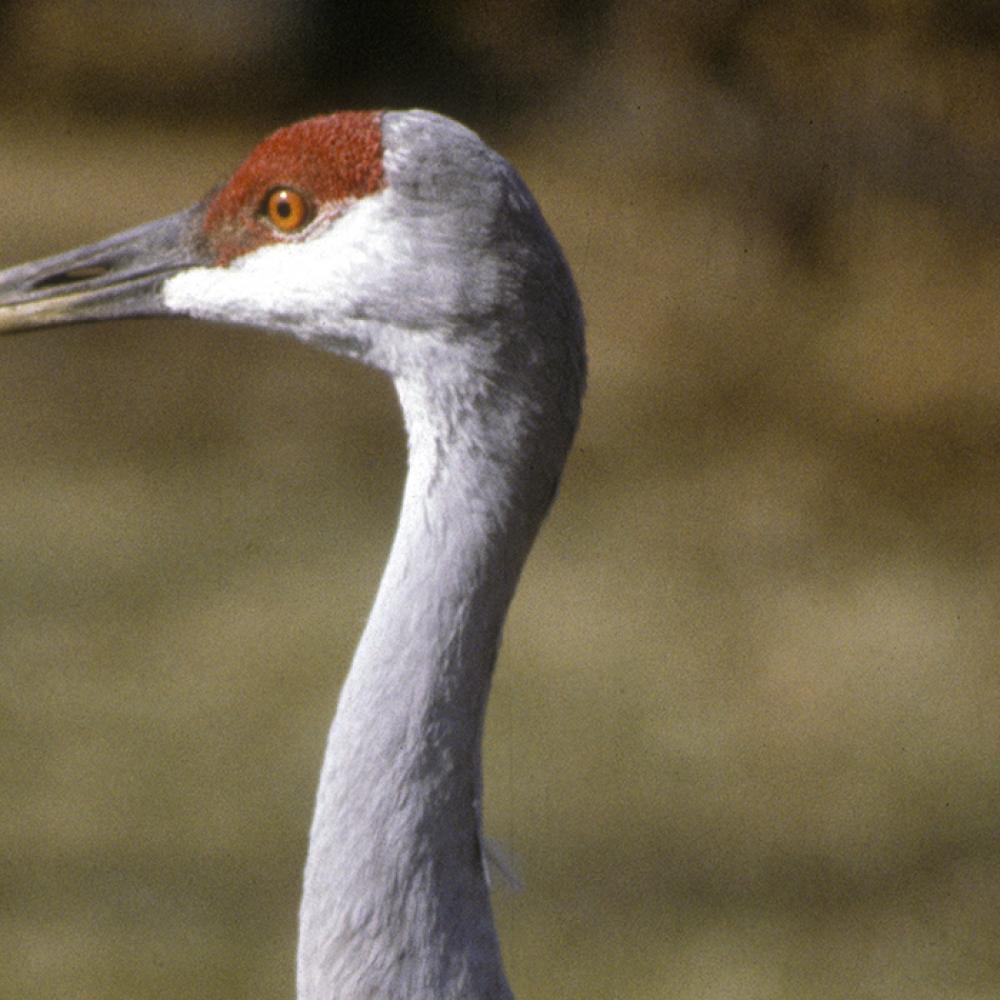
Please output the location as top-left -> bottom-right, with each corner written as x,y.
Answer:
32,263 -> 111,290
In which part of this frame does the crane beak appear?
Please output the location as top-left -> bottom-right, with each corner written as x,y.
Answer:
0,204 -> 210,335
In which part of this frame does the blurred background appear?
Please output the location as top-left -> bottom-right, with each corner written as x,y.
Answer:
0,1 -> 998,997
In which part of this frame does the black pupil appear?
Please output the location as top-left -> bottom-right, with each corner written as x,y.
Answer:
276,197 -> 292,218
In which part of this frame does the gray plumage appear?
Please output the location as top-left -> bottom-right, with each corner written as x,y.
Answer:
0,109 -> 585,999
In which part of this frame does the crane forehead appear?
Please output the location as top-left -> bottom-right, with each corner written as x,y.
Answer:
203,111 -> 386,265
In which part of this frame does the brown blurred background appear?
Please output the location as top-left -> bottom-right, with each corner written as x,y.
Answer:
1,2 -> 998,997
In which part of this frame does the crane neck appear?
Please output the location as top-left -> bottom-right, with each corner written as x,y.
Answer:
297,356 -> 575,1000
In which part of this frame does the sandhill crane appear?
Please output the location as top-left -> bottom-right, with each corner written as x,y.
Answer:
0,110 -> 584,998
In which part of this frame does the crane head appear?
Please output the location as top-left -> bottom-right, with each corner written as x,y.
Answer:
0,110 -> 583,386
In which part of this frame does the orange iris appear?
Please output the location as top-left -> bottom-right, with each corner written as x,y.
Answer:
264,188 -> 310,232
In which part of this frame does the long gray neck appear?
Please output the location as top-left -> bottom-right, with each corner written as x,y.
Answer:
297,363 -> 572,1000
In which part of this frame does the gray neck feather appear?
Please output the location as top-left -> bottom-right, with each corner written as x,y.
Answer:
297,352 -> 577,999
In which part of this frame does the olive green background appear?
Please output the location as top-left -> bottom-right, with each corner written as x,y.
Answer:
1,3 -> 997,997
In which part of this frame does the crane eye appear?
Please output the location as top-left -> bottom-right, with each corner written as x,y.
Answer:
263,188 -> 310,232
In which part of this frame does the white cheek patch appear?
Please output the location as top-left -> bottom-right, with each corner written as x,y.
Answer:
159,187 -> 482,388
161,193 -> 399,336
